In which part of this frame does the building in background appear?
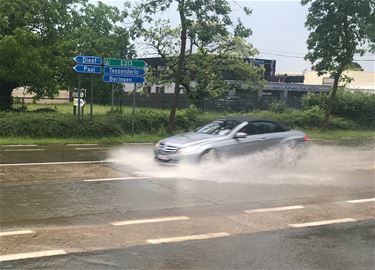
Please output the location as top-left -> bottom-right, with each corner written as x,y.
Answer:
304,70 -> 375,92
12,88 -> 70,104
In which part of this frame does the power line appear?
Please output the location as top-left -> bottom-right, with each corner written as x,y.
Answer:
258,51 -> 304,59
258,51 -> 375,61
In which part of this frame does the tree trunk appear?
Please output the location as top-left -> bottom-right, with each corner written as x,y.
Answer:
322,72 -> 341,131
0,82 -> 15,111
167,0 -> 187,133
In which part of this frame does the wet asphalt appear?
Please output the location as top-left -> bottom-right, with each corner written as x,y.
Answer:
0,142 -> 374,269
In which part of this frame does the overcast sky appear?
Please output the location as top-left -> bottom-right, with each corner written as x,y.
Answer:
91,0 -> 374,73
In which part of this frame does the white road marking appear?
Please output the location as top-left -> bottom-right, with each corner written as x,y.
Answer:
147,232 -> 230,244
244,205 -> 304,214
347,198 -> 375,204
84,177 -> 150,182
0,230 -> 34,237
4,149 -> 45,152
0,249 -> 66,262
111,216 -> 190,226
290,218 -> 357,228
74,147 -> 111,150
1,144 -> 38,147
67,143 -> 98,146
0,160 -> 108,167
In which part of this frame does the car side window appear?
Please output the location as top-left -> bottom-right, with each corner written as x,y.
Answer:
251,122 -> 283,134
239,124 -> 257,135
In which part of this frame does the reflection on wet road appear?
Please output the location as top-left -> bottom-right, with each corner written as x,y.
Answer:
0,142 -> 374,269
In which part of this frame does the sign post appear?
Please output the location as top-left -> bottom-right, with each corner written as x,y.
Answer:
78,75 -> 81,120
132,83 -> 136,136
102,58 -> 146,133
73,55 -> 102,120
90,75 -> 94,120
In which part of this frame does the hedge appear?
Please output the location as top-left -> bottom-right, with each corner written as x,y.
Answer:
302,90 -> 375,127
0,105 -> 361,138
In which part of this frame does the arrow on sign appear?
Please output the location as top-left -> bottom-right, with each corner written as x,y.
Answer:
73,55 -> 102,65
73,65 -> 102,74
103,75 -> 145,84
103,66 -> 145,76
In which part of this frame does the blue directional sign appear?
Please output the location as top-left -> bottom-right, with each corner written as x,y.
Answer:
103,75 -> 145,84
104,66 -> 145,76
73,65 -> 102,74
73,55 -> 102,65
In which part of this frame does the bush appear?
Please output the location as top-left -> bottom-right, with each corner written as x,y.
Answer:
243,107 -> 357,130
0,106 -> 204,138
302,90 -> 375,127
269,101 -> 290,113
0,113 -> 123,138
0,104 -> 363,139
33,107 -> 58,113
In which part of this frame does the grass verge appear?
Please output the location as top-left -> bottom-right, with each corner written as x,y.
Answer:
303,130 -> 375,140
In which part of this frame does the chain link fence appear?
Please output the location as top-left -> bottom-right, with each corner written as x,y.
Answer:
7,92 -> 305,114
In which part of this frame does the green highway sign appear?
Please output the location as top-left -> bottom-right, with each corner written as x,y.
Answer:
103,58 -> 146,67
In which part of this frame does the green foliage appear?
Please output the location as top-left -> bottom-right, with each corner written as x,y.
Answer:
302,0 -> 373,76
0,105 -> 366,139
33,108 -> 58,113
0,0 -> 134,110
0,107 -> 203,138
245,107 -> 357,130
302,91 -> 375,126
269,101 -> 290,113
131,0 -> 260,131
301,0 -> 374,130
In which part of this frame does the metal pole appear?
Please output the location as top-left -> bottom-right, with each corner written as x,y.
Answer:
78,74 -> 81,120
131,83 -> 136,136
90,75 -> 93,120
111,84 -> 114,115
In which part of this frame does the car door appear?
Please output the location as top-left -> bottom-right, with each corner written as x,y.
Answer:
223,123 -> 267,156
251,121 -> 287,150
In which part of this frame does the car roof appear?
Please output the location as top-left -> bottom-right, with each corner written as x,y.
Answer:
219,116 -> 272,123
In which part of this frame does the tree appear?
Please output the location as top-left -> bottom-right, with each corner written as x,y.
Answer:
301,0 -> 374,130
0,0 -> 134,111
140,20 -> 264,106
0,0 -> 80,110
131,0 -> 262,132
182,37 -> 264,103
60,1 -> 135,101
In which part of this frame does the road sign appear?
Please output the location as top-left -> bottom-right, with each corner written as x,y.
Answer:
73,65 -> 102,74
103,66 -> 145,76
73,55 -> 102,65
103,58 -> 146,68
73,89 -> 86,98
103,75 -> 145,84
73,98 -> 86,107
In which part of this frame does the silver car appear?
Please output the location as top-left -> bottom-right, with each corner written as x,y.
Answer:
154,117 -> 309,164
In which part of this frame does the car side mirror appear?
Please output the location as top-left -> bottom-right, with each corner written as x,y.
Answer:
234,132 -> 247,139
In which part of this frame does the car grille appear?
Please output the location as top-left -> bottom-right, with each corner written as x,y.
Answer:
158,144 -> 178,154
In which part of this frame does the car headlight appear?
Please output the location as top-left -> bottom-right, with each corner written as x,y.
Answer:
178,145 -> 202,154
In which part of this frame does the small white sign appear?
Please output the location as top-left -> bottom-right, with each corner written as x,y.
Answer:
73,98 -> 86,107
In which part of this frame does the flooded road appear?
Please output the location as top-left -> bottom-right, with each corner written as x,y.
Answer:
0,142 -> 374,269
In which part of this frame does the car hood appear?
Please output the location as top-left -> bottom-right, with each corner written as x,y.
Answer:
160,132 -> 222,148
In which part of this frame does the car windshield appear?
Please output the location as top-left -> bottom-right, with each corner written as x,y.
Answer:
194,120 -> 240,135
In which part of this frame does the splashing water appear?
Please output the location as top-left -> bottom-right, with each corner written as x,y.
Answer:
108,143 -> 374,187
